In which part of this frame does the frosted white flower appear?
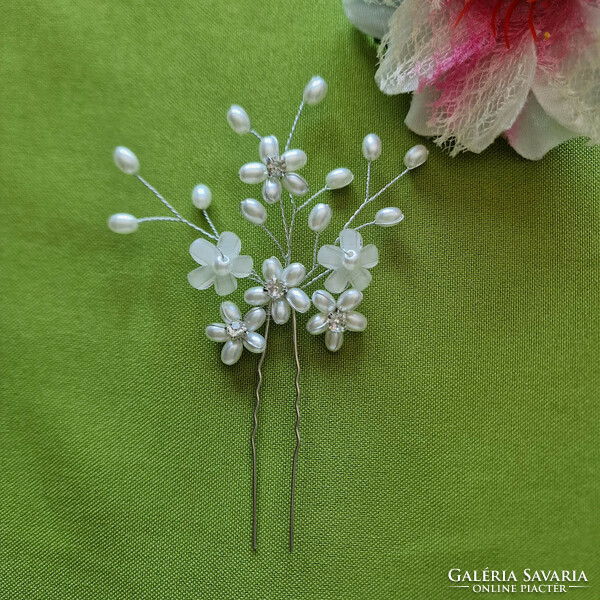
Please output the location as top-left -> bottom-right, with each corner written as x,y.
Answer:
206,301 -> 267,365
306,289 -> 367,352
187,232 -> 253,297
317,228 -> 378,294
239,135 -> 309,204
244,257 -> 311,325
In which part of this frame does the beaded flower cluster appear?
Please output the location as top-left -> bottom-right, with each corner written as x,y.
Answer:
108,76 -> 428,550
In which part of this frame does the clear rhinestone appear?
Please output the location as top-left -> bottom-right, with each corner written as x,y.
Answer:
226,320 -> 247,339
266,156 -> 286,178
327,310 -> 347,333
264,277 -> 287,300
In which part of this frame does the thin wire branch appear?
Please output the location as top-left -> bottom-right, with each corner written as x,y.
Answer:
136,216 -> 185,224
342,167 -> 409,231
250,129 -> 262,140
135,175 -> 218,240
279,197 -> 291,265
353,220 -> 377,232
203,209 -> 219,238
289,309 -> 301,553
285,101 -> 304,152
301,268 -> 331,289
252,311 -> 270,551
365,160 -> 372,201
260,225 -> 287,261
249,269 -> 264,285
297,186 -> 327,212
304,232 -> 320,279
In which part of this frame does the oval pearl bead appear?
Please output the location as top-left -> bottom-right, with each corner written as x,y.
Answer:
282,173 -> 309,196
362,134 -> 382,161
259,136 -> 279,162
227,105 -> 251,135
240,199 -> 267,226
325,330 -> 344,352
239,162 -> 268,184
308,203 -> 332,233
282,149 -> 307,171
191,184 -> 212,210
113,146 -> 139,175
221,340 -> 243,365
303,76 -> 328,105
337,289 -> 363,312
375,207 -> 404,227
403,144 -> 429,169
262,178 -> 281,204
244,286 -> 269,306
326,168 -> 354,189
108,213 -> 138,234
345,311 -> 367,332
244,332 -> 266,353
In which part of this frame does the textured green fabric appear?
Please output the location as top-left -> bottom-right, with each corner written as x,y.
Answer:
1,1 -> 599,598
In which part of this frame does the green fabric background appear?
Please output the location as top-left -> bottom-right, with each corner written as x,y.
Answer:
1,1 -> 599,598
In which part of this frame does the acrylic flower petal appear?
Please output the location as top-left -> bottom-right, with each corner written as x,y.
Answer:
262,257 -> 283,280
206,323 -> 230,342
271,298 -> 291,324
359,244 -> 379,269
220,301 -> 242,324
214,274 -> 237,296
281,263 -> 306,287
345,311 -> 367,332
217,232 -> 242,258
342,0 -> 397,40
244,307 -> 267,331
505,93 -> 576,161
231,255 -> 253,277
324,268 -> 351,294
348,267 -> 372,291
306,313 -> 329,335
317,245 -> 343,269
187,266 -> 216,290
189,238 -> 219,266
221,339 -> 243,365
337,289 -> 363,312
243,332 -> 266,354
244,286 -> 270,306
339,228 -> 363,251
312,289 -> 336,313
325,330 -> 344,352
286,288 -> 311,313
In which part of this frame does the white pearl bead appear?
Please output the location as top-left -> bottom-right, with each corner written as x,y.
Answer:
375,207 -> 404,227
227,105 -> 251,135
259,136 -> 279,162
403,144 -> 429,169
342,249 -> 360,271
221,340 -> 243,365
244,332 -> 266,353
262,257 -> 282,280
326,168 -> 354,189
303,76 -> 328,105
240,199 -> 267,226
282,173 -> 309,196
308,203 -> 332,233
213,255 -> 232,276
325,330 -> 344,352
286,288 -> 311,313
337,289 -> 363,312
191,184 -> 212,209
262,178 -> 282,204
345,311 -> 367,332
282,263 -> 307,287
108,213 -> 138,234
239,162 -> 268,184
113,147 -> 139,175
362,134 -> 382,161
244,286 -> 269,306
282,149 -> 307,171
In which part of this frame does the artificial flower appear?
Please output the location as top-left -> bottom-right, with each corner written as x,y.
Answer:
344,0 -> 600,159
317,228 -> 378,293
306,289 -> 367,352
244,257 -> 311,324
206,301 -> 266,365
239,135 -> 309,203
187,231 -> 253,296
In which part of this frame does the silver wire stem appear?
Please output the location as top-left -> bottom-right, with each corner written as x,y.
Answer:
250,129 -> 262,140
260,225 -> 287,261
290,309 -> 301,553
280,197 -> 291,265
304,232 -> 320,280
297,186 -> 328,212
203,209 -> 219,238
285,101 -> 304,152
137,216 -> 185,224
252,311 -> 270,551
135,175 -> 218,240
301,268 -> 331,289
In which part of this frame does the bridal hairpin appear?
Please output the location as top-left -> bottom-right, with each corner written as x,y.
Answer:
108,75 -> 428,551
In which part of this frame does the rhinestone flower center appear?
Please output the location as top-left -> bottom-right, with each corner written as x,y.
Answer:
264,277 -> 288,300
227,320 -> 247,339
327,310 -> 346,332
266,156 -> 287,178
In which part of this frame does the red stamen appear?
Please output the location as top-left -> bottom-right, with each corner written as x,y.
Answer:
504,0 -> 522,48
491,0 -> 505,38
528,1 -> 537,42
455,0 -> 474,27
